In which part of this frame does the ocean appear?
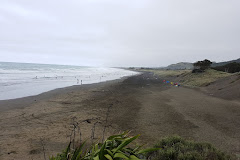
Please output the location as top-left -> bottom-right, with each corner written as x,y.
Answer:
0,62 -> 137,100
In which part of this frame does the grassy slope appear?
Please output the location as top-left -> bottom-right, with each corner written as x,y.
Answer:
140,69 -> 231,87
141,69 -> 191,77
177,69 -> 231,87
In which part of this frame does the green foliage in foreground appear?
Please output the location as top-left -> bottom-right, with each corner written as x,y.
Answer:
50,131 -> 159,160
51,133 -> 231,160
148,136 -> 231,160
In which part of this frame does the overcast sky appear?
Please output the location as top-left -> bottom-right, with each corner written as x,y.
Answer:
0,0 -> 239,67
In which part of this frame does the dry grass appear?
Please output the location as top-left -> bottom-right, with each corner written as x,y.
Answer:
140,69 -> 232,87
140,69 -> 191,77
179,69 -> 231,87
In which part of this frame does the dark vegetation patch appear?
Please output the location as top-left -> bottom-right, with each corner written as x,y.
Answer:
213,62 -> 240,73
29,149 -> 41,155
148,136 -> 231,160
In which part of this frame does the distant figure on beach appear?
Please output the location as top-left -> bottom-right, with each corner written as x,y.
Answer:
35,76 -> 38,79
81,80 -> 82,85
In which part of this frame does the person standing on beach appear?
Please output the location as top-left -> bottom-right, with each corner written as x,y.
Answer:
81,80 -> 82,85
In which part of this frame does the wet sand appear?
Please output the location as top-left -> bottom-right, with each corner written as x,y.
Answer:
0,72 -> 240,159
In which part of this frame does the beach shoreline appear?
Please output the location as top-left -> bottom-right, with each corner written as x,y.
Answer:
0,72 -> 239,160
0,74 -> 134,112
0,62 -> 138,101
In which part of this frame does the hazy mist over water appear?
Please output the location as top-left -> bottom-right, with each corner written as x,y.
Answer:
0,62 -> 138,100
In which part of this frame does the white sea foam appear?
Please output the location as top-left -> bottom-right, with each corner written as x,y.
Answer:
0,62 -> 138,100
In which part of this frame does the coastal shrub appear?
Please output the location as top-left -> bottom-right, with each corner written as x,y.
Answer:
193,59 -> 212,71
212,62 -> 240,73
50,133 -> 232,160
50,131 -> 160,160
148,136 -> 231,160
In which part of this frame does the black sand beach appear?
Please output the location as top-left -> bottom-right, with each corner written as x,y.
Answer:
0,72 -> 240,160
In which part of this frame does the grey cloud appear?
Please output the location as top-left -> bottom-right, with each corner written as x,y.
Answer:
0,0 -> 239,67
